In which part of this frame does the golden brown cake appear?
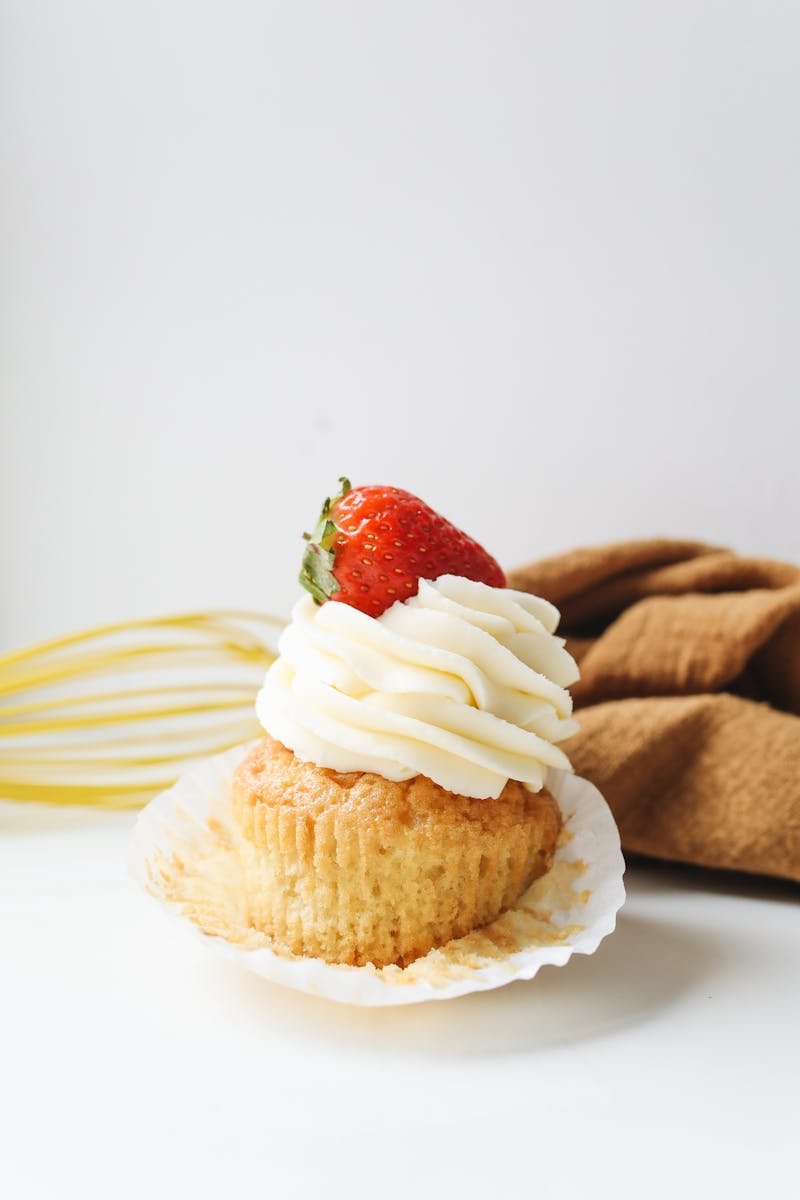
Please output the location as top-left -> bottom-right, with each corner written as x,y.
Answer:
232,736 -> 561,967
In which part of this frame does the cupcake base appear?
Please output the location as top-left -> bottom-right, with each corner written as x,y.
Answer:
130,743 -> 626,1005
231,737 -> 561,968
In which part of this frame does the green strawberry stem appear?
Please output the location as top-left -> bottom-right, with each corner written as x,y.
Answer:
299,477 -> 351,604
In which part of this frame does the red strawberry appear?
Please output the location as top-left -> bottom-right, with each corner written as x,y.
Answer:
300,478 -> 505,617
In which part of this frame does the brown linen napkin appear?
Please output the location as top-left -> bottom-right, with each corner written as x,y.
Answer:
508,540 -> 800,883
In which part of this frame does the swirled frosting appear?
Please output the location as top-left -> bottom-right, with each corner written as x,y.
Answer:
256,575 -> 579,799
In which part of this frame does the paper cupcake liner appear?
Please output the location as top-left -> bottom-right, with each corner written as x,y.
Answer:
129,744 -> 626,1006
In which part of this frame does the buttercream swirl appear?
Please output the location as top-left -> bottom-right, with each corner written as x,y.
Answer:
256,575 -> 579,799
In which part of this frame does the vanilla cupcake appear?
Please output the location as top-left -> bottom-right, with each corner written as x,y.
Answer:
232,483 -> 579,967
233,736 -> 561,967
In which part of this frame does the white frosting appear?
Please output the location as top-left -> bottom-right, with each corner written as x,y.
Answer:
256,575 -> 580,799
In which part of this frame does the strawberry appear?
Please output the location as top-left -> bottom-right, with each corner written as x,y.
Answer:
300,478 -> 505,617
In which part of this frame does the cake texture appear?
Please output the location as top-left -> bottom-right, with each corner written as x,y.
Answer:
232,736 -> 562,967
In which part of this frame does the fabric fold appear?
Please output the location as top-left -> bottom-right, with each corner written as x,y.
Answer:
509,540 -> 800,883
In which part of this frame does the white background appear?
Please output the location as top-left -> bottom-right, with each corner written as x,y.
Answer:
1,4 -> 799,1198
1,0 -> 799,650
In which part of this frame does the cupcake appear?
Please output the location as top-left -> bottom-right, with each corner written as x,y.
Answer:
233,480 -> 579,967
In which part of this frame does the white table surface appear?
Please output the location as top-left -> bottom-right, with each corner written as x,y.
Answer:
2,798 -> 797,1200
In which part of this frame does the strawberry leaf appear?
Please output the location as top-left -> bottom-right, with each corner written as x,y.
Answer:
298,477 -> 352,604
299,541 -> 340,604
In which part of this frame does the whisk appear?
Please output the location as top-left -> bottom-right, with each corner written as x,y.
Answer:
0,611 -> 284,807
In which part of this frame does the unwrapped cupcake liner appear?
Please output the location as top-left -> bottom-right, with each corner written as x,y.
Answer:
129,744 -> 626,1006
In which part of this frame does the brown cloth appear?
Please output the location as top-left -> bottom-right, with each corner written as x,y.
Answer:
508,540 -> 800,883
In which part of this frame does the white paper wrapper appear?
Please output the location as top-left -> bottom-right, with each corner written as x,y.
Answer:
129,745 -> 625,1006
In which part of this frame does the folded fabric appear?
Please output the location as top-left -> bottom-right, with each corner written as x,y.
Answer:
508,540 -> 800,883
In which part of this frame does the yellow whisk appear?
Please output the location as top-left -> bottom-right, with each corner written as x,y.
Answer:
0,611 -> 285,807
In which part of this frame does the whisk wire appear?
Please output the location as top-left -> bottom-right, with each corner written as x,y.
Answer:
0,610 -> 283,807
